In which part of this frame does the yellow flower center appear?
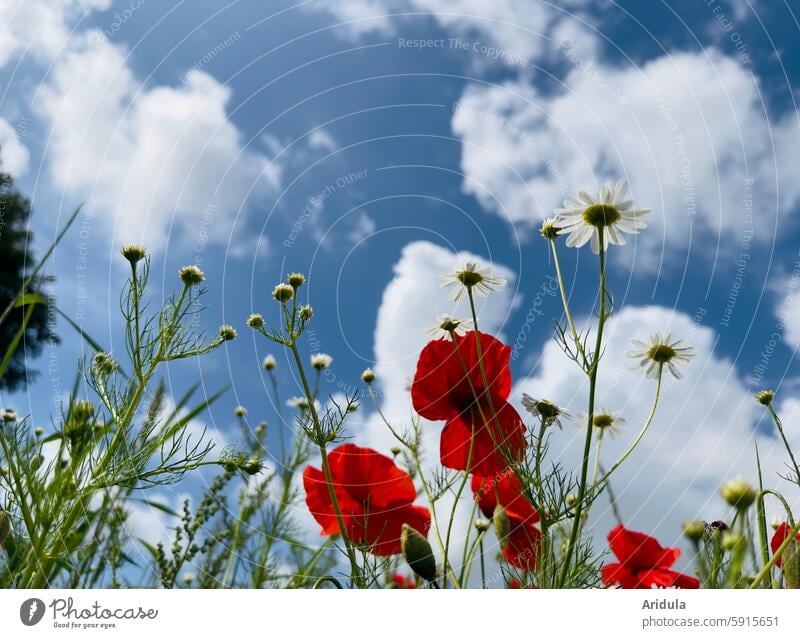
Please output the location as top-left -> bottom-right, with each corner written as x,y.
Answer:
647,343 -> 677,364
457,270 -> 484,287
582,204 -> 621,228
592,414 -> 614,429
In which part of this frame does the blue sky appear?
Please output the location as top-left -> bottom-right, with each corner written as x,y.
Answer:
2,0 -> 800,559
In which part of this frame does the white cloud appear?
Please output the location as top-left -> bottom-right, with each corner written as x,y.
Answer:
310,0 -> 599,66
307,128 -> 338,153
35,33 -> 278,252
0,0 -> 110,67
512,304 -> 799,555
771,262 -> 800,348
0,117 -> 30,176
452,49 -> 800,258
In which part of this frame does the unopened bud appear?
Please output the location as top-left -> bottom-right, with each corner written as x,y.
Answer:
401,524 -> 436,581
361,368 -> 375,384
475,519 -> 490,533
682,520 -> 705,543
720,478 -> 756,510
493,504 -> 511,550
783,538 -> 800,589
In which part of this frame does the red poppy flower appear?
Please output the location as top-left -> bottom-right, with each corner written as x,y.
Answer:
412,331 -> 526,475
601,525 -> 700,589
472,471 -> 541,571
771,522 -> 800,568
303,444 -> 431,556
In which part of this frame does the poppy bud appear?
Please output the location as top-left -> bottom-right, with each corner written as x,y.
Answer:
0,510 -> 11,545
493,504 -> 511,550
782,539 -> 800,589
721,531 -> 744,552
401,524 -> 436,582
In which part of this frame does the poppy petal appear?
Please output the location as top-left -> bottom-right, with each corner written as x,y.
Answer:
607,524 -> 680,570
357,504 -> 432,556
328,444 -> 416,509
411,338 -> 466,420
303,466 -> 361,536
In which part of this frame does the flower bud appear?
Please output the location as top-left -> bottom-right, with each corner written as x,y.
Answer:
255,422 -> 267,437
246,313 -> 264,329
272,283 -> 294,302
234,406 -> 247,418
287,272 -> 305,289
242,457 -> 263,476
493,504 -> 511,550
475,519 -> 490,533
389,446 -> 402,457
311,353 -> 332,370
401,524 -> 436,581
566,493 -> 578,508
219,325 -> 237,341
720,478 -> 756,510
299,305 -> 314,321
721,531 -> 744,552
121,244 -> 147,264
755,390 -> 775,406
179,265 -> 205,286
682,520 -> 705,542
92,352 -> 118,377
782,538 -> 800,589
1,408 -> 17,423
263,355 -> 277,371
361,368 -> 375,384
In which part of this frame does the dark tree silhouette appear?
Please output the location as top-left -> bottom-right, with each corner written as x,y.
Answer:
0,158 -> 58,391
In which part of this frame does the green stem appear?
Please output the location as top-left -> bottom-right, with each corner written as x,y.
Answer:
767,404 -> 800,488
750,519 -> 800,588
288,341 -> 363,588
558,232 -> 607,588
595,366 -> 663,490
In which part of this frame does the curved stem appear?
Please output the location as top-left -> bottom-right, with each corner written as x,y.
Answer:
595,366 -> 663,490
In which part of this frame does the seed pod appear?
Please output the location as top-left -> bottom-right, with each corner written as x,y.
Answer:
401,523 -> 436,581
493,504 -> 511,550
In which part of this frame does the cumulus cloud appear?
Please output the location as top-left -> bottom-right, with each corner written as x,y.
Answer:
34,33 -> 278,252
310,0 -> 599,65
0,0 -> 110,66
452,49 -> 800,258
0,117 -> 30,176
512,304 -> 799,555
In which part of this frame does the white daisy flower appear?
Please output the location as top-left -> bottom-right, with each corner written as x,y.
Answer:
310,353 -> 333,370
555,178 -> 651,254
627,332 -> 695,379
578,408 -> 626,437
427,314 -> 473,338
441,261 -> 507,302
520,394 -> 572,429
286,396 -> 310,410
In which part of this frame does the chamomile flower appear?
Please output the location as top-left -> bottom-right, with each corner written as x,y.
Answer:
310,353 -> 332,370
520,394 -> 572,429
286,396 -> 310,410
427,314 -> 473,338
555,178 -> 651,254
441,262 -> 507,302
579,409 -> 626,437
627,332 -> 695,379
